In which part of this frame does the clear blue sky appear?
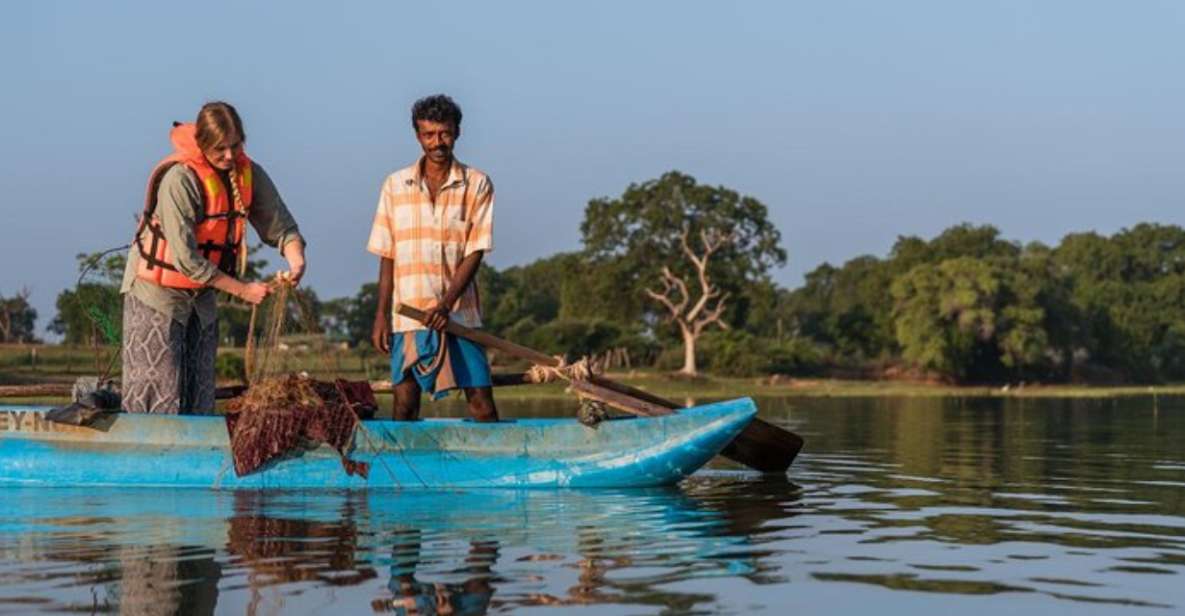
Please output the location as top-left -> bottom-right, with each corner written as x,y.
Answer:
2,1 -> 1183,337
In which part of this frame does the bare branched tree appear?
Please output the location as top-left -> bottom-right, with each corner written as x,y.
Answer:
645,227 -> 735,375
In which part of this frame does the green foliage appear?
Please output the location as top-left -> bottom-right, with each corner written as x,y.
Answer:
579,171 -> 786,326
480,256 -> 574,333
38,204 -> 1185,385
655,330 -> 824,377
582,170 -> 786,276
697,331 -> 767,377
345,283 -> 380,345
321,283 -> 378,346
766,338 -> 826,375
775,221 -> 1185,383
1047,224 -> 1185,381
48,251 -> 127,345
0,291 -> 38,343
577,171 -> 787,373
890,257 -> 1044,380
786,256 -> 897,360
524,319 -> 624,358
49,283 -> 122,345
517,319 -> 659,364
889,224 -> 1020,272
214,353 -> 246,381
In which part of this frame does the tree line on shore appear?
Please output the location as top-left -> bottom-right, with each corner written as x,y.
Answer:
7,171 -> 1185,384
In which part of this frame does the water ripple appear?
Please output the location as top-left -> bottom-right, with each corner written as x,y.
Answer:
1,396 -> 1184,613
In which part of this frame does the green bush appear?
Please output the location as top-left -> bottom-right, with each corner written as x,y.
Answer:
765,338 -> 825,375
652,330 -> 826,376
698,331 -> 765,376
215,353 -> 246,382
502,316 -> 538,341
526,319 -> 625,358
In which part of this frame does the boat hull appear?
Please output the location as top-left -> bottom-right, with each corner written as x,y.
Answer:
0,398 -> 757,489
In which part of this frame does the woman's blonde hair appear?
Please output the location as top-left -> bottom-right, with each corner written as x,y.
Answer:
194,101 -> 245,152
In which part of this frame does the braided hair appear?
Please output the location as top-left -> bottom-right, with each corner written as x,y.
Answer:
227,165 -> 248,277
195,101 -> 249,277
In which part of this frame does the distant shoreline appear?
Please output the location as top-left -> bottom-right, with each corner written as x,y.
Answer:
496,374 -> 1185,400
3,374 -> 1182,407
3,344 -> 1182,404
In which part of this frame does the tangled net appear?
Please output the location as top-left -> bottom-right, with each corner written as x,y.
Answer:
243,279 -> 316,384
227,371 -> 323,415
224,278 -> 376,477
225,374 -> 374,477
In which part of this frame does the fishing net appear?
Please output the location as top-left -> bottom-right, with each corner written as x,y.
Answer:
225,374 -> 373,477
224,278 -> 377,478
243,279 -> 315,384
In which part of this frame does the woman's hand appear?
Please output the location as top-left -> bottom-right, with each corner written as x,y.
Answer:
209,272 -> 270,305
282,240 -> 306,285
239,282 -> 271,305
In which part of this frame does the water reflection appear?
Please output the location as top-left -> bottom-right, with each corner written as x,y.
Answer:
112,545 -> 220,615
225,492 -> 377,614
0,395 -> 1183,613
0,484 -> 783,614
374,531 -> 496,614
782,395 -> 1185,611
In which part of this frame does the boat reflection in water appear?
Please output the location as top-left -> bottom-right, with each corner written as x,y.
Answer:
0,480 -> 796,614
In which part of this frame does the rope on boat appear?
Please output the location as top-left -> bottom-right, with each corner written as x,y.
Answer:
524,355 -> 600,384
523,355 -> 610,426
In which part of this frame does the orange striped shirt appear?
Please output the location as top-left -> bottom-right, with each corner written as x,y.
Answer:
367,157 -> 494,332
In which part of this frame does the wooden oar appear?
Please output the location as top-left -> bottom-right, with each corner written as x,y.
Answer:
0,384 -> 73,398
0,383 -> 262,401
396,303 -> 803,472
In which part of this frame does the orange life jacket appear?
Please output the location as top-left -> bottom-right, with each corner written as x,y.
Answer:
134,122 -> 254,289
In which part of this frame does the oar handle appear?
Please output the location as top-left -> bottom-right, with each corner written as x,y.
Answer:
397,304 -> 560,367
395,303 -> 683,410
395,303 -> 803,472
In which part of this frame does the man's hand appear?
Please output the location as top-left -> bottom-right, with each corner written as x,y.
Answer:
371,311 -> 391,354
424,303 -> 450,332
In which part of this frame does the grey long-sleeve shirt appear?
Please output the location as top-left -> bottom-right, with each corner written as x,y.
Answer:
120,161 -> 304,327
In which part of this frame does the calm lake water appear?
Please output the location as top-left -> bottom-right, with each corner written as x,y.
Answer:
1,396 -> 1183,615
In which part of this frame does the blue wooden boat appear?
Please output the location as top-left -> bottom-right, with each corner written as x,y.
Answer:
0,398 -> 757,489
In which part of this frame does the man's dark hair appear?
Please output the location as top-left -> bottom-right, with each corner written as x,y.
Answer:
411,95 -> 462,131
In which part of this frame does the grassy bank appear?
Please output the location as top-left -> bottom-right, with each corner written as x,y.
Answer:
502,374 -> 1185,400
3,343 -> 1183,404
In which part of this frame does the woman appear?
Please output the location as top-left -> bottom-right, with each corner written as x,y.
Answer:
119,101 -> 306,414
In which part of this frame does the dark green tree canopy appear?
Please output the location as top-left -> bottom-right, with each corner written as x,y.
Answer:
580,170 -> 786,286
0,290 -> 37,343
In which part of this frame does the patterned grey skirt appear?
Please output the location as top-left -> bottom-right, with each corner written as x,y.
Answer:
120,294 -> 218,414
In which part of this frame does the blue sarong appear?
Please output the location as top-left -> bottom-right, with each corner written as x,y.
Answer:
390,330 -> 492,400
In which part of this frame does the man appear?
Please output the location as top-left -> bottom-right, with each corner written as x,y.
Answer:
368,94 -> 498,421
